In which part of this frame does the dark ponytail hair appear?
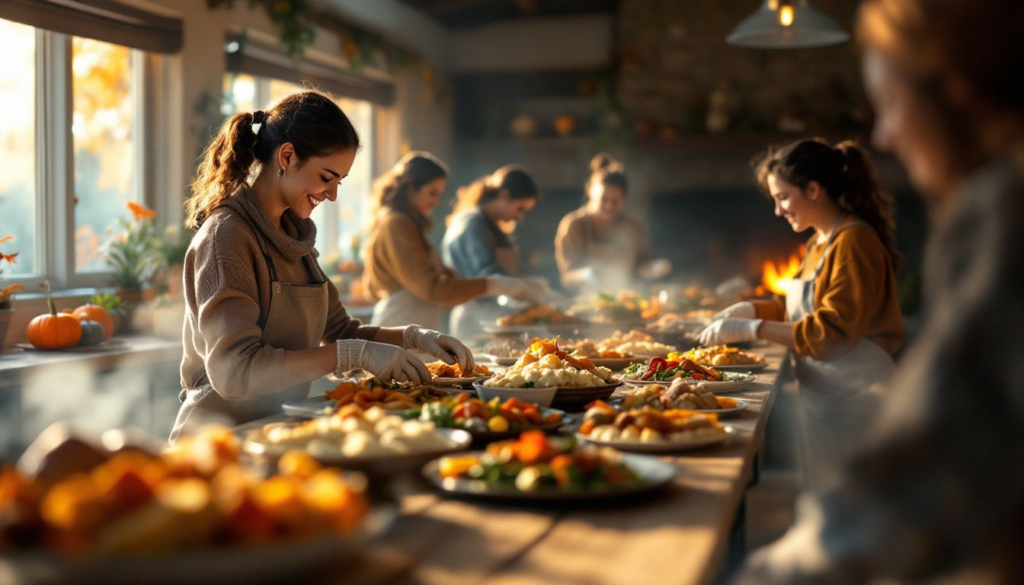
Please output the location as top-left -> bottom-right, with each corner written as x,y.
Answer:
186,90 -> 360,229
371,151 -> 449,231
755,138 -> 902,271
586,153 -> 628,196
447,165 -> 539,230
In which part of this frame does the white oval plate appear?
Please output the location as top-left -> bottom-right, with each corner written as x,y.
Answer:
244,428 -> 473,475
699,362 -> 769,372
613,398 -> 750,417
619,373 -> 756,393
422,451 -> 676,502
432,375 -> 491,388
576,425 -> 737,453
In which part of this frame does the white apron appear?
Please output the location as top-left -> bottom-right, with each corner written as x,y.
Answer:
371,289 -> 443,331
581,215 -> 642,293
170,222 -> 329,442
786,219 -> 896,489
450,245 -> 520,339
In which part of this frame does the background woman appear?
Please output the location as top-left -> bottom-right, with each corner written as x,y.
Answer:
173,92 -> 472,441
364,152 -> 537,330
740,0 -> 1023,581
442,165 -> 546,337
700,138 -> 904,487
555,154 -> 670,291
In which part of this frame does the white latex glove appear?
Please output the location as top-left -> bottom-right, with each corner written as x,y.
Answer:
698,318 -> 762,346
335,339 -> 430,383
402,325 -> 474,370
486,275 -> 544,304
712,301 -> 756,321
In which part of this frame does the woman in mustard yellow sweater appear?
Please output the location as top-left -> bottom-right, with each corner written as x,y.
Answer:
699,138 -> 904,487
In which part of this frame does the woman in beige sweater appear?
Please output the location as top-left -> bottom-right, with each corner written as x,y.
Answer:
171,91 -> 473,440
364,152 -> 536,331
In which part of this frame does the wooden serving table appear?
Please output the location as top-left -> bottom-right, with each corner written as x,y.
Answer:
240,346 -> 789,585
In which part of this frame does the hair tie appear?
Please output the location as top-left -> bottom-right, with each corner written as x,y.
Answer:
252,110 -> 267,125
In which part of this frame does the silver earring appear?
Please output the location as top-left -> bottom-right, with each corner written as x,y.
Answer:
277,168 -> 284,177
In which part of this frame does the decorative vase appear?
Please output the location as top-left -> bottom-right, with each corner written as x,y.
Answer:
0,308 -> 12,349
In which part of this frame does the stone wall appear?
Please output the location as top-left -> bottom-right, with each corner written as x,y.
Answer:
617,0 -> 867,137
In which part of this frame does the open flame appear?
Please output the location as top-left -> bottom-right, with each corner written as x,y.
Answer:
756,245 -> 806,296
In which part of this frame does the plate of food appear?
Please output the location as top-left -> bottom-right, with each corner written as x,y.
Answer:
422,430 -> 676,503
484,304 -> 585,334
282,378 -> 453,418
619,357 -> 755,391
616,380 -> 750,417
669,346 -> 768,371
577,402 -> 736,453
0,426 -> 392,584
244,405 -> 472,476
399,394 -> 569,441
565,330 -> 677,359
426,361 -> 494,387
482,338 -> 623,409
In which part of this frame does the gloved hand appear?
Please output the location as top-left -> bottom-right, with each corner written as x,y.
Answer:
402,325 -> 474,370
486,275 -> 544,304
698,318 -> 762,346
335,339 -> 430,383
712,301 -> 756,321
521,276 -> 551,301
638,258 -> 672,280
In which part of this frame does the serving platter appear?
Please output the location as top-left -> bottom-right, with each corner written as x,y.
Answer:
576,426 -> 737,454
422,452 -> 676,503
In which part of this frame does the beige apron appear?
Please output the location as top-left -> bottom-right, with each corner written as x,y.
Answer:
450,243 -> 520,339
582,215 -> 641,293
169,222 -> 329,442
786,219 -> 895,489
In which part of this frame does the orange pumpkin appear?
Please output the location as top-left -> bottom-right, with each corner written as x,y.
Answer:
72,304 -> 115,341
27,282 -> 82,349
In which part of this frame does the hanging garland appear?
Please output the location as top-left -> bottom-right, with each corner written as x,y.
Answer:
206,0 -> 448,104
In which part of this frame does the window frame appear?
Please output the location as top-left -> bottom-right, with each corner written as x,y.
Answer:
6,25 -> 155,293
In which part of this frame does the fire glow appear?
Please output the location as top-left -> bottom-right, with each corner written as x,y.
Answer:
757,246 -> 807,296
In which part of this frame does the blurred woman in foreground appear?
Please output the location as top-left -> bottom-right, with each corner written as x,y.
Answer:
740,0 -> 1024,581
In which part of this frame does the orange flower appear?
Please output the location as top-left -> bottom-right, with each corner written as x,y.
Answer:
0,252 -> 16,264
127,202 -> 156,219
0,236 -> 12,244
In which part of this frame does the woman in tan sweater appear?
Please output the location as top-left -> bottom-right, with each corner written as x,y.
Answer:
555,154 -> 670,292
364,152 -> 535,330
700,138 -> 905,487
171,92 -> 473,440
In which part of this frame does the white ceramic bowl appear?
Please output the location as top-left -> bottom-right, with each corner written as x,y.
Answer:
473,383 -> 558,407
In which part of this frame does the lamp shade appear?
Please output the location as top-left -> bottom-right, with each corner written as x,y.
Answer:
727,0 -> 849,49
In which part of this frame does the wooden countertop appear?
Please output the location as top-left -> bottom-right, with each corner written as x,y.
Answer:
240,345 -> 788,585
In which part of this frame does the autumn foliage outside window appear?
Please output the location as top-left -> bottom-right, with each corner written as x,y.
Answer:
0,236 -> 24,309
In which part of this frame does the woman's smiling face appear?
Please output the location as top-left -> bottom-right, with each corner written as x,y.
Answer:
280,147 -> 357,220
768,174 -> 816,233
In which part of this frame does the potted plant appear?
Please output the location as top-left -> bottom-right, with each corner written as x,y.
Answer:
103,202 -> 162,304
154,225 -> 194,300
0,235 -> 24,348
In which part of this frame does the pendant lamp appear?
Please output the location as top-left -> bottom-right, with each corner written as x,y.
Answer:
727,0 -> 849,49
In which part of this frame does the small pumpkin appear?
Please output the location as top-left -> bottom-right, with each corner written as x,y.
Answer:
72,304 -> 115,340
27,282 -> 82,349
78,320 -> 105,346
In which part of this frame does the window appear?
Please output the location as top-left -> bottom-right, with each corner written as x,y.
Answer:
224,75 -> 375,262
0,17 -> 151,290
0,19 -> 37,277
72,37 -> 140,273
